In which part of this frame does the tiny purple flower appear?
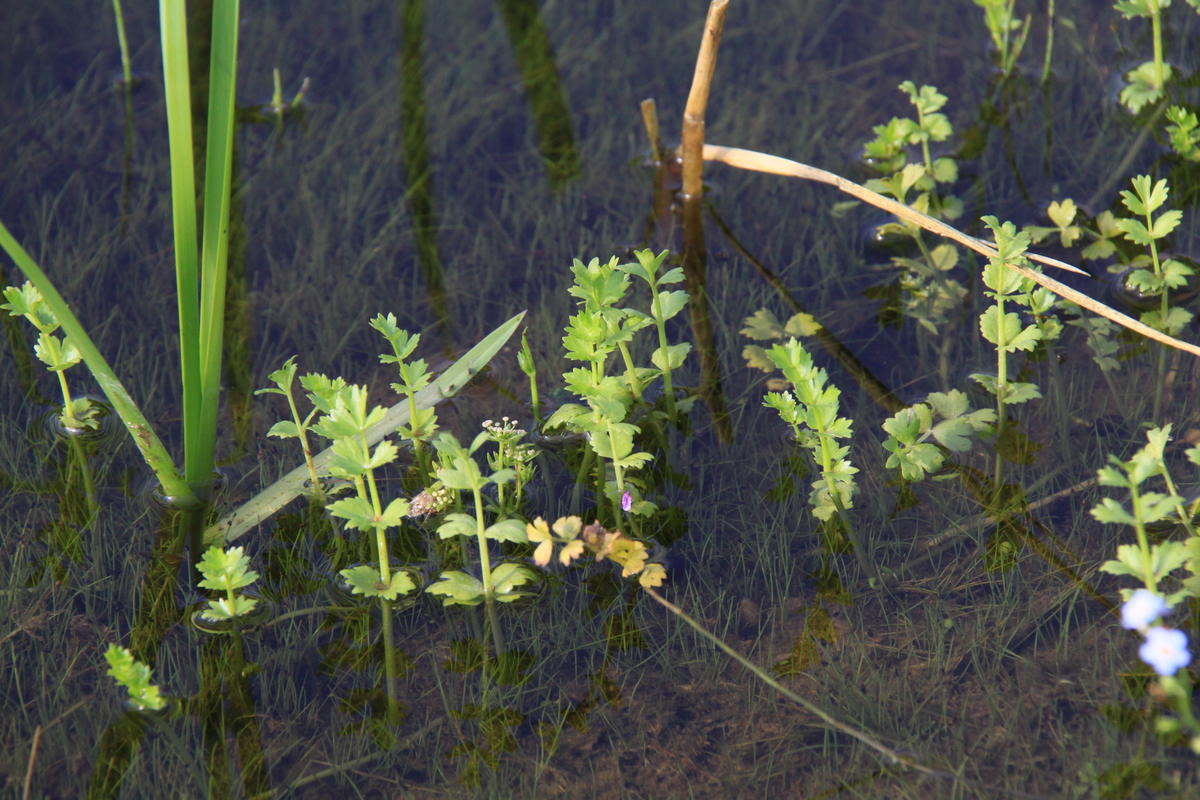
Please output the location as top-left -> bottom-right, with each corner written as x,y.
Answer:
1139,627 -> 1192,676
1121,589 -> 1168,630
621,491 -> 632,512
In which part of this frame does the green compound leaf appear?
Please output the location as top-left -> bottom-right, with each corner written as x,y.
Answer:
201,594 -> 260,621
484,519 -> 529,543
656,290 -> 689,321
930,417 -> 977,452
104,645 -> 167,711
266,420 -> 300,439
651,342 -> 692,371
1120,62 -> 1171,113
743,345 -> 777,373
339,565 -> 416,600
327,496 -> 376,532
740,308 -> 786,341
197,546 -> 259,593
490,562 -> 539,601
1001,381 -> 1043,405
437,512 -> 477,540
427,570 -> 486,606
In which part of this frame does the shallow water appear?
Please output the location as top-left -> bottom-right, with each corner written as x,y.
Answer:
3,1 -> 1200,797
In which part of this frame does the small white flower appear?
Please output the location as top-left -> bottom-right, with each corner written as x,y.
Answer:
1139,627 -> 1191,676
1121,588 -> 1167,630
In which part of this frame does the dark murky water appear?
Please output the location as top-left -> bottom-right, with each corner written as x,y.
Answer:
3,1 -> 1200,797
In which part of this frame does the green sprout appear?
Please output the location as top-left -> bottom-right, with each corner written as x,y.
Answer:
1114,175 -> 1192,337
2,281 -> 101,431
1115,0 -> 1173,113
615,249 -> 692,417
517,331 -> 541,425
860,83 -> 965,344
196,545 -> 260,622
881,391 -> 995,483
971,217 -> 1059,487
761,338 -> 858,523
974,0 -> 1031,73
1165,106 -> 1200,161
1023,199 -> 1083,249
311,383 -> 416,600
256,356 -> 323,498
425,432 -> 534,610
546,254 -> 669,522
104,645 -> 167,712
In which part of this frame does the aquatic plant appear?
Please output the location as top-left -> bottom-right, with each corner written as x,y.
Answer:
1,282 -> 102,433
974,0 -> 1031,74
971,217 -> 1060,482
104,646 -> 168,713
544,252 -> 686,523
1116,0 -> 1173,113
195,545 -> 260,622
1093,425 -> 1200,751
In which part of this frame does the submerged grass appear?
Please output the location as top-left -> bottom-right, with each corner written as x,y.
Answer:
4,0 -> 1200,797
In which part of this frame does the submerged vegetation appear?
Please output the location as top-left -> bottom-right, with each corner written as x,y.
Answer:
7,0 -> 1200,797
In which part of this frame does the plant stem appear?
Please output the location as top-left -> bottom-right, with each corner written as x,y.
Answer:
616,341 -> 643,402
471,486 -> 494,597
284,390 -> 322,500
380,598 -> 402,724
648,276 -> 677,417
1151,1 -> 1164,97
1041,0 -> 1056,84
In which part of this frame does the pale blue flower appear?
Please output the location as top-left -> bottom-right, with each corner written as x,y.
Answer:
1121,589 -> 1168,630
1139,627 -> 1191,676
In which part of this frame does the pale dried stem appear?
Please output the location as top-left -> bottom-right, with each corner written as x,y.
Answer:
702,143 -> 1200,359
682,0 -> 728,199
640,98 -> 662,164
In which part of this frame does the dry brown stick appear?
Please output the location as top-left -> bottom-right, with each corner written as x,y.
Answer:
640,99 -> 663,164
682,1 -> 728,202
702,143 -> 1200,359
680,1 -> 734,442
22,725 -> 42,800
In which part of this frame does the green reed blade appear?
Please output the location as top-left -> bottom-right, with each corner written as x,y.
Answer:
194,0 -> 241,497
208,311 -> 526,544
0,221 -> 199,508
158,0 -> 201,486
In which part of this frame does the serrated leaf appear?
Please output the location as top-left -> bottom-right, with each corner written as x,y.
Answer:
651,342 -> 691,371
339,565 -> 417,600
1151,209 -> 1182,239
1002,381 -> 1042,404
437,512 -> 477,540
931,417 -> 977,452
490,562 -> 538,598
197,546 -> 259,592
201,594 -> 260,621
657,290 -> 689,321
1006,323 -> 1043,352
783,312 -> 823,337
484,519 -> 529,543
1092,498 -> 1138,526
740,309 -> 785,340
266,420 -> 301,439
882,407 -> 924,445
328,496 -> 378,531
925,389 -> 968,419
426,571 -> 486,606
743,345 -> 777,373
